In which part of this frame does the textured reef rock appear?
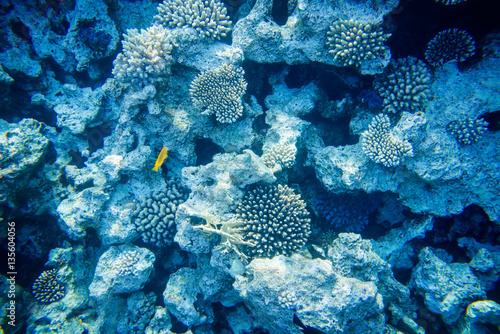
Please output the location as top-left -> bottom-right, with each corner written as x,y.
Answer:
310,55 -> 500,222
233,0 -> 397,74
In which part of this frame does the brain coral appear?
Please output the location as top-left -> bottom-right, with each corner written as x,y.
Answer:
190,64 -> 247,123
155,0 -> 232,41
447,117 -> 489,145
32,269 -> 65,303
235,184 -> 311,258
112,25 -> 173,87
133,180 -> 189,247
326,19 -> 391,68
374,56 -> 432,114
361,114 -> 413,167
425,28 -> 476,66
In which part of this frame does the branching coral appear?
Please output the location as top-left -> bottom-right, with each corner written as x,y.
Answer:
154,0 -> 232,41
190,64 -> 247,123
374,56 -> 432,114
361,114 -> 413,167
326,19 -> 391,68
234,184 -> 311,259
425,28 -> 476,66
32,269 -> 65,303
112,25 -> 173,87
447,117 -> 489,145
261,143 -> 296,171
133,180 -> 189,247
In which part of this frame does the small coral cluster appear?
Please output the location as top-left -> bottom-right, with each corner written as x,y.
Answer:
155,0 -> 232,41
32,269 -> 65,303
112,250 -> 140,276
112,25 -> 173,87
425,28 -> 476,66
361,114 -> 413,167
374,56 -> 432,114
190,64 -> 247,123
133,180 -> 189,247
326,19 -> 391,68
235,184 -> 311,258
447,117 -> 489,145
261,143 -> 296,171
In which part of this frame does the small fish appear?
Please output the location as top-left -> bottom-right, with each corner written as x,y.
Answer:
152,147 -> 168,171
293,314 -> 326,334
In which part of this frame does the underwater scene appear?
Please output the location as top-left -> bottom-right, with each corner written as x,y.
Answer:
1,0 -> 500,333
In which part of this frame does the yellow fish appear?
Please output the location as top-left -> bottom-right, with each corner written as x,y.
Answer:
152,147 -> 168,171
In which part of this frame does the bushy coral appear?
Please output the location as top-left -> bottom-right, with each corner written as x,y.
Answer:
112,25 -> 173,87
361,114 -> 413,167
133,180 -> 189,247
374,56 -> 432,114
154,0 -> 232,41
261,143 -> 296,171
326,19 -> 391,68
235,184 -> 311,258
425,28 -> 476,66
447,117 -> 489,145
190,64 -> 247,123
314,190 -> 381,232
32,269 -> 65,303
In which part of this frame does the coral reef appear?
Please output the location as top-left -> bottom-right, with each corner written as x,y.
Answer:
326,19 -> 392,68
112,25 -> 173,87
32,269 -> 66,303
361,114 -> 413,167
374,56 -> 432,114
133,180 -> 189,247
235,184 -> 311,258
155,0 -> 232,41
434,0 -> 468,5
447,117 -> 489,145
190,63 -> 247,123
261,143 -> 296,170
425,28 -> 476,67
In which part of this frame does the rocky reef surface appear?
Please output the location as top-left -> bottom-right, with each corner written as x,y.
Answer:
1,0 -> 500,333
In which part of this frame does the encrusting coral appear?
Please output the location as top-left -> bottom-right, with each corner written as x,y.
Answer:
235,184 -> 311,259
326,19 -> 391,68
133,180 -> 189,247
154,0 -> 232,41
361,114 -> 413,167
374,56 -> 432,114
190,64 -> 247,123
112,250 -> 140,276
447,117 -> 489,145
112,25 -> 173,87
425,28 -> 476,66
32,269 -> 65,303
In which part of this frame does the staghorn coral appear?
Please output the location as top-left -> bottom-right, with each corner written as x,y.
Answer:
154,0 -> 232,41
235,184 -> 311,258
326,19 -> 391,68
261,143 -> 296,171
425,28 -> 476,67
32,269 -> 65,303
361,114 -> 413,167
447,117 -> 489,145
133,180 -> 189,247
190,64 -> 247,123
112,25 -> 173,87
374,56 -> 432,114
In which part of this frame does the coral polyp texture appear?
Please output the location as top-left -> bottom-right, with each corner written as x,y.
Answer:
326,19 -> 391,68
235,184 -> 311,259
32,269 -> 65,303
425,28 -> 476,66
447,117 -> 489,145
154,0 -> 232,41
361,114 -> 413,167
190,64 -> 247,123
374,56 -> 432,114
112,250 -> 140,276
112,25 -> 173,87
133,180 -> 189,247
261,143 -> 297,170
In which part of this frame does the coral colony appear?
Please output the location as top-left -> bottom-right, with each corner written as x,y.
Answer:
0,0 -> 500,333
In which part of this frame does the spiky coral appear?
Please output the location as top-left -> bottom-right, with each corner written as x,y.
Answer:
425,28 -> 475,67
447,117 -> 489,145
32,269 -> 65,303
